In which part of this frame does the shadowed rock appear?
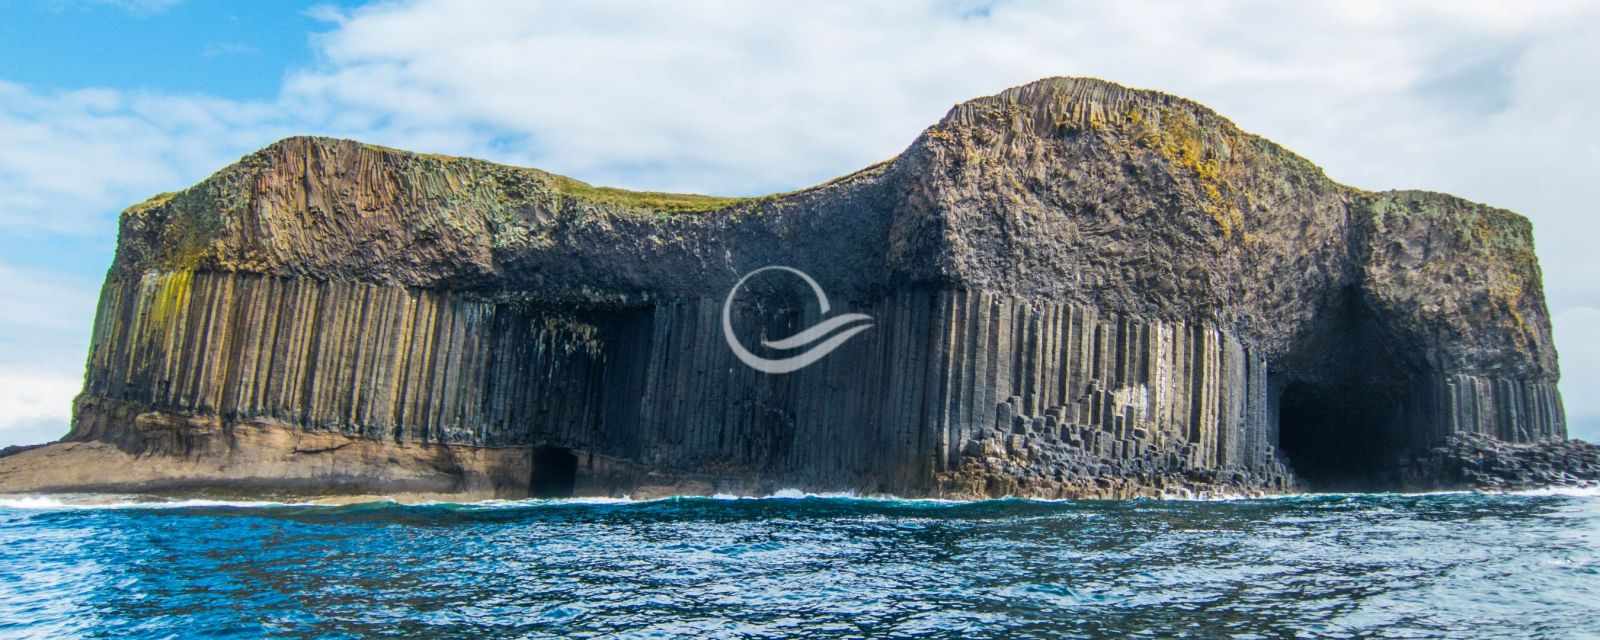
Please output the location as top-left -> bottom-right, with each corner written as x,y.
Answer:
0,77 -> 1568,499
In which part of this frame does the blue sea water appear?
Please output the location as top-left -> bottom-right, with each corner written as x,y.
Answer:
2,491 -> 1598,639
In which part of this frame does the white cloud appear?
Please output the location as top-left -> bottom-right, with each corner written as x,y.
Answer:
0,262 -> 100,446
0,81 -> 293,234
0,262 -> 99,334
1,0 -> 1598,444
0,373 -> 81,446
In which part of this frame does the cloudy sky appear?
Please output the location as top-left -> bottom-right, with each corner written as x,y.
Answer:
1,0 -> 1596,445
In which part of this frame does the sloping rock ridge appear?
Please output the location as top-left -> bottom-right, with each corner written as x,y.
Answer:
1,77 -> 1566,499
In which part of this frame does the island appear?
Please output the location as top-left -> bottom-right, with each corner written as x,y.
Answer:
2,77 -> 1590,500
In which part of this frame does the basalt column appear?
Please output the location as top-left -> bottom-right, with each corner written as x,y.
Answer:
72,270 -> 611,455
922,292 -> 1286,494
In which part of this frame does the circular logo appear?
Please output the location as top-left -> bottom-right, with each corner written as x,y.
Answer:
720,266 -> 874,374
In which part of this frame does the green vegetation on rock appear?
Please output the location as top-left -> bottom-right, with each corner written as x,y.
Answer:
546,175 -> 750,214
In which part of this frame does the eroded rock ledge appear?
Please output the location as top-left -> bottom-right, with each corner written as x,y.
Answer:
0,77 -> 1567,499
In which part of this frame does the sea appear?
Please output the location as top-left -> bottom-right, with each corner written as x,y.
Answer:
1,490 -> 1597,639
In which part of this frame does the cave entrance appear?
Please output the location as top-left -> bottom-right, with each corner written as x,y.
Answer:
1277,382 -> 1400,491
531,446 -> 578,498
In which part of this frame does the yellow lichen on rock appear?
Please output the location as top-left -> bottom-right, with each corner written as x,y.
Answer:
1118,105 -> 1244,238
147,269 -> 193,328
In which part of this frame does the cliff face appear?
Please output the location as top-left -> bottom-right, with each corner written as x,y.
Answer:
13,77 -> 1562,498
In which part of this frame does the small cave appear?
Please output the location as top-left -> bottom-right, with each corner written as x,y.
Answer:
531,446 -> 578,498
1276,382 -> 1402,491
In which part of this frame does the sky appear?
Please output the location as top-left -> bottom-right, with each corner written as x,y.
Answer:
0,0 -> 1596,445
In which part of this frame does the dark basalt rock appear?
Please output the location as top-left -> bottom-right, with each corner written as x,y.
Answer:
1401,434 -> 1600,491
0,77 -> 1570,499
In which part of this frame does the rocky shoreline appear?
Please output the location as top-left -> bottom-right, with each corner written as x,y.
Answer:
1402,434 -> 1600,492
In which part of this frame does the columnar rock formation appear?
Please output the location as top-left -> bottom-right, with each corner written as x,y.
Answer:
1,77 -> 1565,498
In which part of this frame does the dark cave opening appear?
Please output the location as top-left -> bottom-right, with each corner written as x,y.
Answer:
1277,382 -> 1401,491
531,446 -> 578,498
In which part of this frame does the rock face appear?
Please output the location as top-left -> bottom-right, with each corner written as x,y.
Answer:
2,77 -> 1567,498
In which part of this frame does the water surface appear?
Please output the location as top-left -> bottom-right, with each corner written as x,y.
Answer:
2,491 -> 1597,638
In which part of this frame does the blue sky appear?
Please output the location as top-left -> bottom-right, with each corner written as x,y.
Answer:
1,0 -> 1597,445
0,2 -> 342,99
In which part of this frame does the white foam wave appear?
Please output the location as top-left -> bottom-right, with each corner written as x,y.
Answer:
408,496 -> 640,508
706,488 -> 961,503
1503,485 -> 1600,497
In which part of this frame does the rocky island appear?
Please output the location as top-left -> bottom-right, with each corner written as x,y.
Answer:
0,77 -> 1583,499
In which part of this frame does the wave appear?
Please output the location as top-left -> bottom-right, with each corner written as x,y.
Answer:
1504,485 -> 1600,497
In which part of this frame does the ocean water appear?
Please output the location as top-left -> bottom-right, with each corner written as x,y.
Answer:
2,491 -> 1598,639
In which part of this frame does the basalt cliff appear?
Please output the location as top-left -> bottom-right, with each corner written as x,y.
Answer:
0,78 -> 1573,499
